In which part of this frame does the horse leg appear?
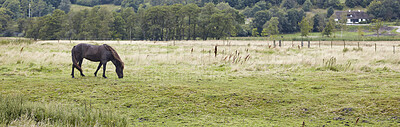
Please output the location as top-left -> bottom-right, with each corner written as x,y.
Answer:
78,59 -> 85,76
94,62 -> 102,77
71,64 -> 75,78
102,62 -> 107,78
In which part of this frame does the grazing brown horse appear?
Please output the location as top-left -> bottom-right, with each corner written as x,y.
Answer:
71,43 -> 124,78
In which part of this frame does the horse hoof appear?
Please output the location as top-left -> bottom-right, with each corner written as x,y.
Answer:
103,76 -> 107,78
81,74 -> 85,77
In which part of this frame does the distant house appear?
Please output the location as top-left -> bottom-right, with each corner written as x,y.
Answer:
335,10 -> 369,24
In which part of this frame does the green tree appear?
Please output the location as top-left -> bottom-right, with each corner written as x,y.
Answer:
252,28 -> 259,37
17,18 -> 26,34
199,3 -> 219,40
59,0 -> 71,13
76,0 -> 100,7
286,8 -> 305,33
370,19 -> 383,38
81,7 -> 113,40
121,7 -> 136,40
312,13 -> 325,32
44,0 -> 61,8
97,7 -> 113,39
25,17 -> 43,40
169,4 -> 185,40
255,1 -> 271,10
209,13 -> 234,39
367,0 -> 384,19
69,9 -> 89,39
2,0 -> 20,18
302,0 -> 312,12
61,12 -> 74,40
281,0 -> 297,9
85,7 -> 101,39
327,6 -> 334,18
263,17 -> 279,39
145,6 -> 170,40
39,9 -> 65,40
137,5 -> 148,40
111,14 -> 126,39
30,0 -> 54,17
345,0 -> 360,8
182,3 -> 200,40
252,10 -> 271,34
241,6 -> 252,17
367,0 -> 399,21
0,8 -> 13,33
121,0 -> 145,11
299,16 -> 312,37
19,0 -> 30,18
260,28 -> 268,37
216,2 -> 232,10
322,17 -> 335,37
222,7 -> 245,38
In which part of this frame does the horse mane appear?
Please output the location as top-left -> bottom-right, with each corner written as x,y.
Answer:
103,44 -> 124,68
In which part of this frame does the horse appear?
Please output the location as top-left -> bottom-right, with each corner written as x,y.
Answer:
71,43 -> 124,78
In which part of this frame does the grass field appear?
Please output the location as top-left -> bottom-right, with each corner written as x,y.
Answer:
1,39 -> 400,126
70,4 -> 122,12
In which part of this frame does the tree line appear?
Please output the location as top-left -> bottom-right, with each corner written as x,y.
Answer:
1,0 -> 399,40
366,0 -> 400,21
22,3 -> 244,40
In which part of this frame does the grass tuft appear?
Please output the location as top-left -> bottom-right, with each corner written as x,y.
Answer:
0,95 -> 127,127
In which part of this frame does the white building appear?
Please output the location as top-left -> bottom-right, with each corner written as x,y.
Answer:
334,10 -> 369,24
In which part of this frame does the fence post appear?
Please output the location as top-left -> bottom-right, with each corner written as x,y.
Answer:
375,43 -> 377,52
292,40 -> 294,47
393,45 -> 396,54
357,42 -> 360,48
308,40 -> 310,48
318,40 -> 320,48
279,40 -> 281,47
330,41 -> 333,48
273,40 -> 276,47
215,45 -> 218,57
344,40 -> 346,49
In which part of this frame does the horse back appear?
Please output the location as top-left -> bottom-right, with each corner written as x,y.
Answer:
74,43 -> 111,62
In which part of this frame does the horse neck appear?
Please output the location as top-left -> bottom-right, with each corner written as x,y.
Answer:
111,58 -> 123,68
112,59 -> 120,66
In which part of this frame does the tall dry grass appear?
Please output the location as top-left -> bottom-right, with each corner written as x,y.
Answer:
2,40 -> 400,76
0,94 -> 127,127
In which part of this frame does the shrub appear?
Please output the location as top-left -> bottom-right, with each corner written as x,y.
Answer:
342,48 -> 349,52
352,47 -> 363,52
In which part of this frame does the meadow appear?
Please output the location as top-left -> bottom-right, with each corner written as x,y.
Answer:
1,39 -> 400,126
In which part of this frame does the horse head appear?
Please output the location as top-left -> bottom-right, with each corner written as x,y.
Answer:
114,60 -> 124,78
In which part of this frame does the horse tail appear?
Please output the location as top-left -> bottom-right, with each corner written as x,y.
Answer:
71,46 -> 82,72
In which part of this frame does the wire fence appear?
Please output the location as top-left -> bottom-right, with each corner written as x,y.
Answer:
100,40 -> 399,83
40,39 -> 400,81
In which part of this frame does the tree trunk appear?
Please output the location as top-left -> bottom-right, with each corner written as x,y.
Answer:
193,22 -> 196,40
188,16 -> 191,40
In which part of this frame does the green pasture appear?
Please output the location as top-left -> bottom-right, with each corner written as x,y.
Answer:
1,40 -> 399,126
71,4 -> 121,12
